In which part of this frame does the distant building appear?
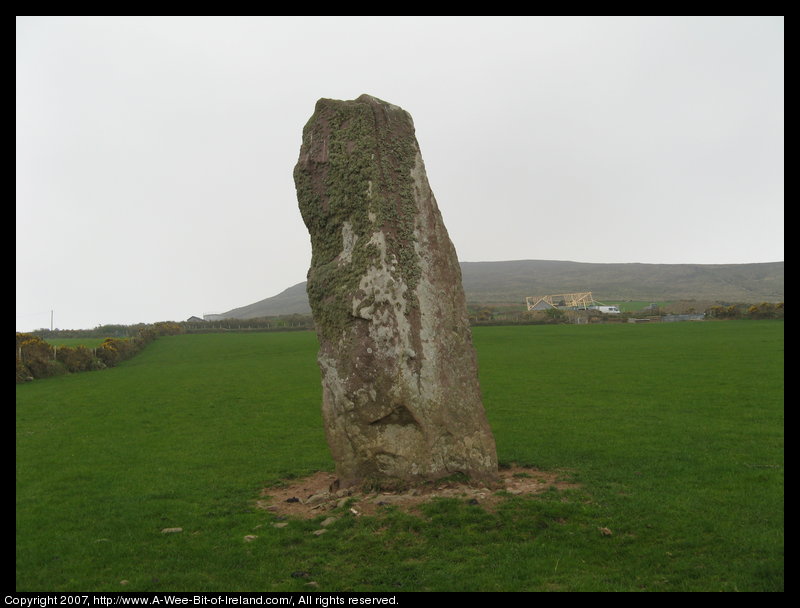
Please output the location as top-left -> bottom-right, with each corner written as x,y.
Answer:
525,292 -> 597,311
186,316 -> 205,323
203,314 -> 228,321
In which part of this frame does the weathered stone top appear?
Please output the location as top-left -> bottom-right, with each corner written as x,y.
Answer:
294,94 -> 429,340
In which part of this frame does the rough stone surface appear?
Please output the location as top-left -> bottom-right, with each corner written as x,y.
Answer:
294,94 -> 498,488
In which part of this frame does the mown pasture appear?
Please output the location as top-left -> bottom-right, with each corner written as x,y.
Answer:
43,337 -> 108,349
599,301 -> 670,312
16,322 -> 783,591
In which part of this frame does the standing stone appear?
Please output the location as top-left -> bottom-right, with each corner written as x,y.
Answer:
294,94 -> 498,489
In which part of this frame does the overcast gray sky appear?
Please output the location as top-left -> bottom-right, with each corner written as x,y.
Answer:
16,16 -> 784,331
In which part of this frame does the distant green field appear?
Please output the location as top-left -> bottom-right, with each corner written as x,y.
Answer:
16,322 -> 784,592
599,301 -> 671,312
44,337 -> 107,348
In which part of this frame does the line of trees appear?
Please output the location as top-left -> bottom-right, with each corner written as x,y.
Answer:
468,301 -> 785,325
16,322 -> 184,383
16,301 -> 783,382
30,323 -> 144,340
706,302 -> 784,320
182,314 -> 315,333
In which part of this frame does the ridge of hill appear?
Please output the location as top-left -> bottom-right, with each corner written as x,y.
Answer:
216,260 -> 784,319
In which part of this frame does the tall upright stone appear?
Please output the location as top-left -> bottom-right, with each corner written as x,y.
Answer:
294,94 -> 498,488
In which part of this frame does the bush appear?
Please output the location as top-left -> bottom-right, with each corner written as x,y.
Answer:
706,302 -> 784,320
56,345 -> 96,373
95,338 -> 138,367
16,334 -> 60,381
16,321 -> 186,382
16,357 -> 33,383
706,304 -> 744,319
747,302 -> 785,320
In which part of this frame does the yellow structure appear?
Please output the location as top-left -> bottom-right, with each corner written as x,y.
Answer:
525,292 -> 597,311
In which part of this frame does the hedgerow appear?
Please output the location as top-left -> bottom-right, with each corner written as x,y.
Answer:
15,322 -> 184,383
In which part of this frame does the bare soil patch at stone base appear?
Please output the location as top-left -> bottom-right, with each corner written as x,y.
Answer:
256,466 -> 579,520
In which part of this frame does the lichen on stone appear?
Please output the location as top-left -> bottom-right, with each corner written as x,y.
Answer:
294,94 -> 498,489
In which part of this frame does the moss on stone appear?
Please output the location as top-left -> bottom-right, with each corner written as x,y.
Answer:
293,95 -> 498,488
295,96 -> 424,340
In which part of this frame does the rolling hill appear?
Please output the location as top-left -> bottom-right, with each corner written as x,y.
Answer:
216,260 -> 784,319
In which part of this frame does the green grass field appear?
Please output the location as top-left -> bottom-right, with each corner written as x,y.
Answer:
600,301 -> 670,312
16,322 -> 784,592
44,337 -> 108,348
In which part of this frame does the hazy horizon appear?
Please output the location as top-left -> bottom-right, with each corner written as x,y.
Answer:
17,17 -> 784,331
